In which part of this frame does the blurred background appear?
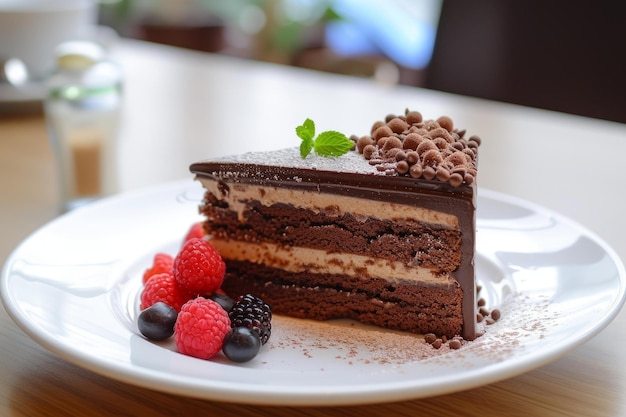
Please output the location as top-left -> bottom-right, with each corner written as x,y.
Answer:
95,0 -> 626,124
3,0 -> 625,123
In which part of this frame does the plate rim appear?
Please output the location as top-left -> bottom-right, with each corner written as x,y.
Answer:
2,181 -> 625,406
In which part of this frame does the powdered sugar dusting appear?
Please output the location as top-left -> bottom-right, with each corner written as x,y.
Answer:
204,147 -> 382,175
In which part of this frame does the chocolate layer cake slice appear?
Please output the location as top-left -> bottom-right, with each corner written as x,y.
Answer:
190,110 -> 480,340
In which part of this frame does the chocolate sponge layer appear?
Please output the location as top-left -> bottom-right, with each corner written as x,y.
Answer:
221,261 -> 464,337
201,196 -> 462,273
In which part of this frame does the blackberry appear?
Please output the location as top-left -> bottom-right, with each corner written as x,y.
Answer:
229,294 -> 272,345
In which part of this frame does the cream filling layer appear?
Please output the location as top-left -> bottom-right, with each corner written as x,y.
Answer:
210,239 -> 455,285
198,179 -> 459,228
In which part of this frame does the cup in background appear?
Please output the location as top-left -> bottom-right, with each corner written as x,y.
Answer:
0,0 -> 98,81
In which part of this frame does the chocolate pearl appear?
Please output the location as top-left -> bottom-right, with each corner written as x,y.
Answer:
491,309 -> 501,321
449,172 -> 464,187
384,113 -> 397,123
446,150 -> 469,166
395,150 -> 407,161
449,141 -> 464,151
432,339 -> 442,349
409,164 -> 423,178
403,133 -> 422,151
433,137 -> 449,150
455,129 -> 466,139
477,298 -> 486,306
437,115 -> 454,132
436,166 -> 451,182
463,147 -> 476,159
421,149 -> 443,167
464,173 -> 474,185
416,140 -> 438,156
363,144 -> 377,159
405,110 -> 423,125
356,136 -> 374,154
469,135 -> 482,146
467,139 -> 480,150
387,117 -> 409,134
449,339 -> 462,350
479,307 -> 490,316
477,313 -> 484,323
372,125 -> 393,140
405,150 -> 419,165
382,136 -> 403,151
384,148 -> 403,162
370,120 -> 385,135
377,137 -> 388,148
424,333 -> 437,344
423,166 -> 436,180
427,127 -> 452,142
396,160 -> 409,174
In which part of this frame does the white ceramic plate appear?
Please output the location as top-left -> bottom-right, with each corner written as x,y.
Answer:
2,181 -> 625,406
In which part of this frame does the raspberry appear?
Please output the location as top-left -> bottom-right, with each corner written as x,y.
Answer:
175,297 -> 231,360
140,272 -> 191,312
173,238 -> 225,295
183,222 -> 205,245
142,253 -> 174,284
229,294 -> 272,345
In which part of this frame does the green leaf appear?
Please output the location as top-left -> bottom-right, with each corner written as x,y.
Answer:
300,137 -> 314,158
295,118 -> 315,142
313,131 -> 353,157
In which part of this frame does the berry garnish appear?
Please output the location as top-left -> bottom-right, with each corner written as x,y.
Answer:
137,302 -> 178,341
183,222 -> 205,245
174,297 -> 231,360
206,291 -> 235,312
142,252 -> 174,284
140,272 -> 191,312
173,238 -> 225,295
229,294 -> 272,345
222,327 -> 261,363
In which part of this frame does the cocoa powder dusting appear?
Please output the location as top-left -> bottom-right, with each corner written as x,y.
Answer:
265,293 -> 558,368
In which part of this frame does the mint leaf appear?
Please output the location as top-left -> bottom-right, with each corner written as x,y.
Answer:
296,118 -> 352,158
295,118 -> 315,141
300,137 -> 314,158
313,131 -> 353,157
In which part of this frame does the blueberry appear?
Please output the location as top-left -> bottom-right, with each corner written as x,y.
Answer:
137,302 -> 177,341
222,327 -> 261,362
206,292 -> 235,312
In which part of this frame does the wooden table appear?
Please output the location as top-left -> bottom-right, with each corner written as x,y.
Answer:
1,39 -> 625,416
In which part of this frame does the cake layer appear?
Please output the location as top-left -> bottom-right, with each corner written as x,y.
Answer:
220,261 -> 464,337
201,193 -> 462,273
200,180 -> 459,228
210,239 -> 456,284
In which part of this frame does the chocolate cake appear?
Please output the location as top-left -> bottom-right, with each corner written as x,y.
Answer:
189,110 -> 480,340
